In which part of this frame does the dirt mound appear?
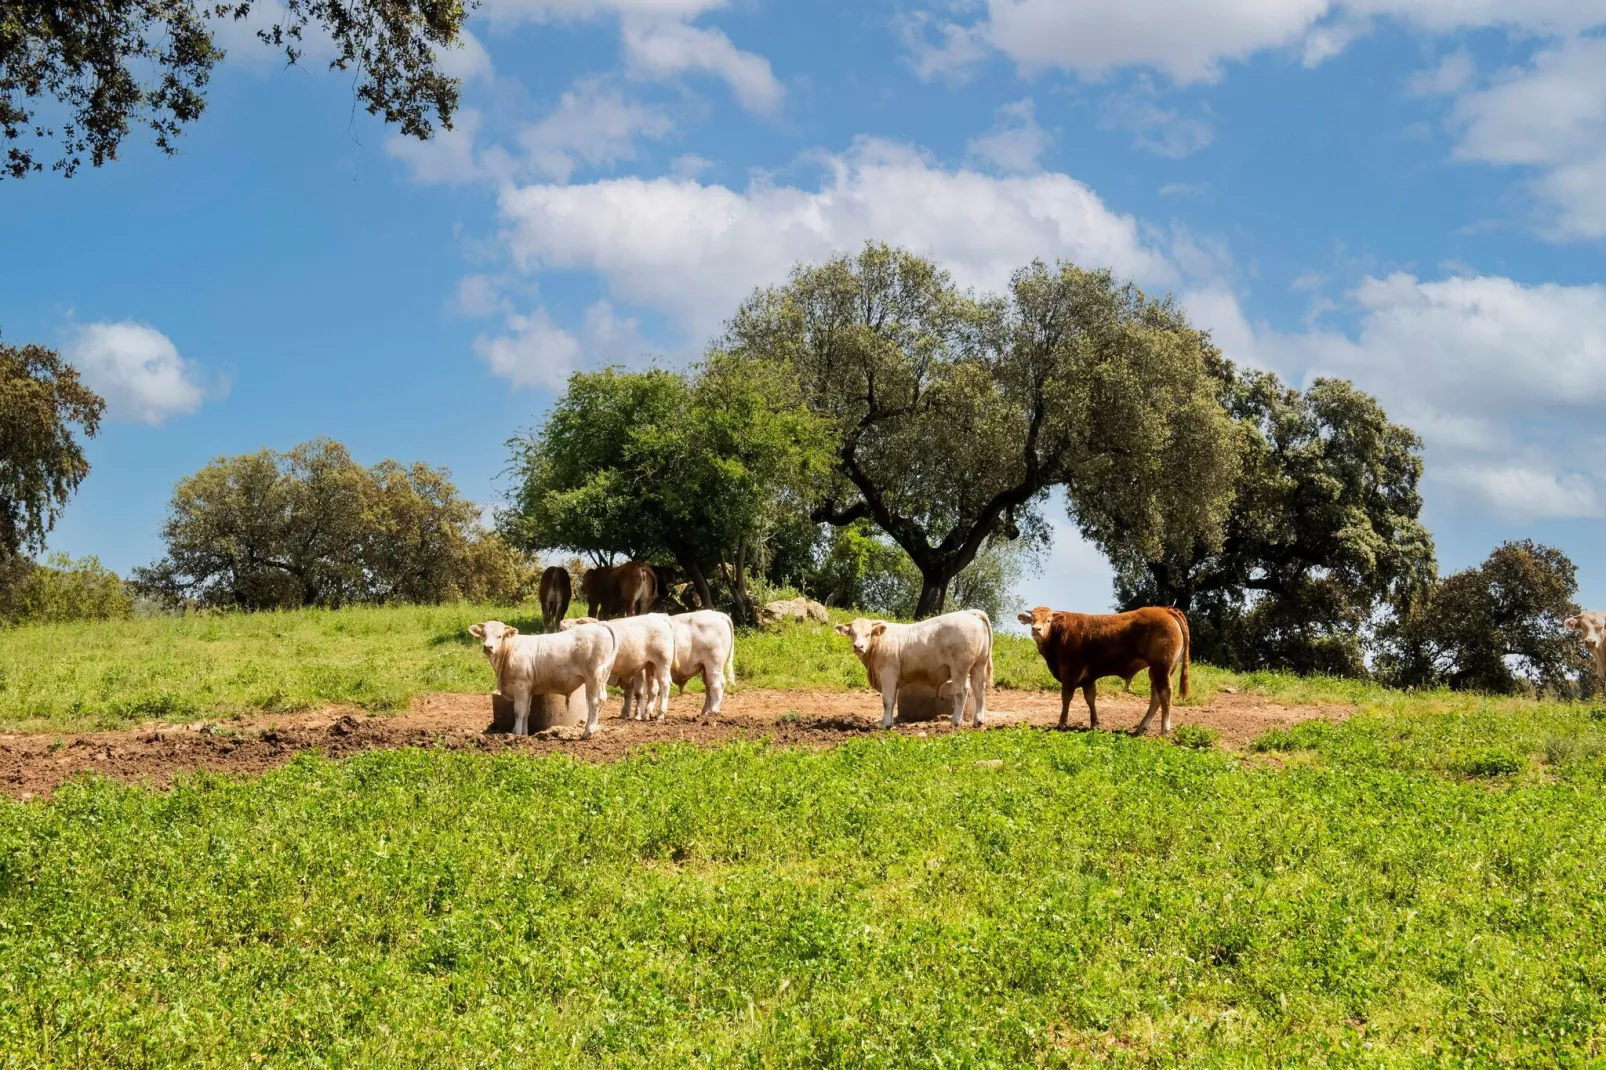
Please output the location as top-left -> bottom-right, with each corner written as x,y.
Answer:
0,688 -> 1349,800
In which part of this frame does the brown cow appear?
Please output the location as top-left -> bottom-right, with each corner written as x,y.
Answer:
1018,605 -> 1191,736
581,561 -> 658,619
539,566 -> 572,632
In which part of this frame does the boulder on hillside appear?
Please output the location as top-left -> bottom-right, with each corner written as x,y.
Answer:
761,596 -> 830,626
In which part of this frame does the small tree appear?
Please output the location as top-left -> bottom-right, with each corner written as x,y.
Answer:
0,337 -> 105,561
1379,541 -> 1585,695
726,243 -> 1240,617
0,553 -> 133,625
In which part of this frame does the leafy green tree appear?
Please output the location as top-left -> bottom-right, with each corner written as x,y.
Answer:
0,553 -> 133,625
2,0 -> 474,179
1379,541 -> 1585,696
137,438 -> 507,608
1116,368 -> 1436,676
725,243 -> 1240,617
502,356 -> 831,623
0,337 -> 105,561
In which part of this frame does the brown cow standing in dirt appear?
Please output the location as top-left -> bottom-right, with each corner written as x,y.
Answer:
1018,605 -> 1191,736
582,561 -> 657,619
539,566 -> 572,632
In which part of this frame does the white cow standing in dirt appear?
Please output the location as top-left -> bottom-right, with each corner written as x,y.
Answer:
835,609 -> 993,729
469,620 -> 616,738
560,614 -> 675,721
629,610 -> 737,718
1567,610 -> 1606,687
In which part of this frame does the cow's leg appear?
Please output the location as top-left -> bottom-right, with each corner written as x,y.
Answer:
1083,682 -> 1099,730
653,663 -> 671,721
969,661 -> 988,728
701,665 -> 723,718
619,672 -> 636,720
950,675 -> 970,727
880,673 -> 899,730
1132,669 -> 1164,736
513,689 -> 531,737
582,680 -> 604,739
1158,663 -> 1175,735
1058,676 -> 1076,729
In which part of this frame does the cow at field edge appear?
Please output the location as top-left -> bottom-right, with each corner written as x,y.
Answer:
835,610 -> 993,729
1018,605 -> 1190,735
469,620 -> 616,738
1565,611 -> 1606,687
560,613 -> 675,721
629,609 -> 736,718
582,561 -> 657,619
539,566 -> 572,632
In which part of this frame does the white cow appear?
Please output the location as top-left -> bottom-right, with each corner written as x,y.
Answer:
559,614 -> 675,721
627,610 -> 737,718
835,609 -> 993,729
1566,610 -> 1606,686
469,619 -> 616,738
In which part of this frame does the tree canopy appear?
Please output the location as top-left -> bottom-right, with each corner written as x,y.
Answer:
136,438 -> 528,609
1,0 -> 473,179
0,337 -> 105,561
724,243 -> 1241,617
502,356 -> 832,622
1116,366 -> 1437,676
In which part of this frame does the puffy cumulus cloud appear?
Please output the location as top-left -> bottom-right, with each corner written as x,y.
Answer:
1190,272 -> 1606,521
964,98 -> 1048,173
621,18 -> 783,114
474,300 -> 650,391
67,322 -> 214,426
496,137 -> 1173,341
436,28 -> 494,83
519,79 -> 674,182
904,0 -> 1605,85
1445,35 -> 1606,240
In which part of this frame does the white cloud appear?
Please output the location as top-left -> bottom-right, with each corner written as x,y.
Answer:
1160,182 -> 1208,197
482,0 -> 725,25
519,79 -> 674,181
386,108 -> 485,185
1100,84 -> 1214,158
1446,35 -> 1606,240
670,152 -> 713,179
436,29 -> 494,83
964,98 -> 1048,173
1190,272 -> 1606,521
621,18 -> 783,113
904,0 -> 1606,85
495,137 -> 1173,341
67,322 -> 212,426
475,300 -> 650,390
1408,48 -> 1474,96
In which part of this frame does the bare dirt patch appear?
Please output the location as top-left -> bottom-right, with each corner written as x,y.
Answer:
0,687 -> 1350,799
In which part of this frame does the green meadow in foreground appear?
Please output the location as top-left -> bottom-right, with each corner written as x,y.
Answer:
0,602 -> 1405,734
5,697 -> 1606,1066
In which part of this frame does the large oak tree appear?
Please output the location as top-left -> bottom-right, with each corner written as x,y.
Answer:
725,243 -> 1241,617
0,337 -> 104,562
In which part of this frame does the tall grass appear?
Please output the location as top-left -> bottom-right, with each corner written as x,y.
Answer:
5,719 -> 1606,1064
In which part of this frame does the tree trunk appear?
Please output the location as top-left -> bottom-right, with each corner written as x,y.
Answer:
729,535 -> 758,627
673,550 -> 714,612
914,566 -> 955,619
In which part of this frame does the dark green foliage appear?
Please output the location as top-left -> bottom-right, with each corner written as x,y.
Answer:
1379,540 -> 1586,696
0,552 -> 133,625
0,337 -> 104,560
7,715 -> 1606,1062
135,438 -> 528,610
1,0 -> 472,178
727,243 -> 1240,617
1118,367 -> 1435,677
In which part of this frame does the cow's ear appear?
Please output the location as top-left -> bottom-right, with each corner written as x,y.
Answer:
505,626 -> 518,638
1016,613 -> 1032,626
1566,617 -> 1578,629
871,622 -> 888,637
469,624 -> 485,639
834,623 -> 851,636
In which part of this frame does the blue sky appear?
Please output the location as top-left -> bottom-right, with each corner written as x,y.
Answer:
5,0 -> 1606,616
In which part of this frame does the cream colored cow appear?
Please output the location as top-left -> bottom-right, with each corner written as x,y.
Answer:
469,620 -> 616,738
1566,610 -> 1606,687
560,613 -> 675,720
835,609 -> 993,729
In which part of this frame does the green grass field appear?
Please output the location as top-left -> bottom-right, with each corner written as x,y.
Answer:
5,697 -> 1606,1065
0,603 -> 1393,734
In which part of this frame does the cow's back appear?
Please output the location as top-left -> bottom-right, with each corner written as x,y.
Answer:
1050,607 -> 1181,678
502,625 -> 616,695
872,611 -> 990,687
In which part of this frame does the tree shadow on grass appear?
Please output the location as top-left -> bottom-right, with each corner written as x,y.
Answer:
430,616 -> 547,647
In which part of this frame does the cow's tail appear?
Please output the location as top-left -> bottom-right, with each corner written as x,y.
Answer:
1170,607 -> 1191,700
977,608 -> 994,686
724,613 -> 737,686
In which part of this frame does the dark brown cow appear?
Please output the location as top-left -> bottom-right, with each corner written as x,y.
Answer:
1018,605 -> 1191,736
581,561 -> 657,619
538,566 -> 572,632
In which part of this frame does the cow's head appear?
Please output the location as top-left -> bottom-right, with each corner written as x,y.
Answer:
834,618 -> 887,659
1566,613 -> 1606,654
557,616 -> 600,632
1017,606 -> 1055,650
469,620 -> 517,662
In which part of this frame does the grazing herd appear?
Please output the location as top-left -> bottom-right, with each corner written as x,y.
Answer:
477,563 -> 1606,740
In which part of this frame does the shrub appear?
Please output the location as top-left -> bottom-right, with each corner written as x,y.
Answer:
1171,724 -> 1218,750
0,553 -> 133,625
